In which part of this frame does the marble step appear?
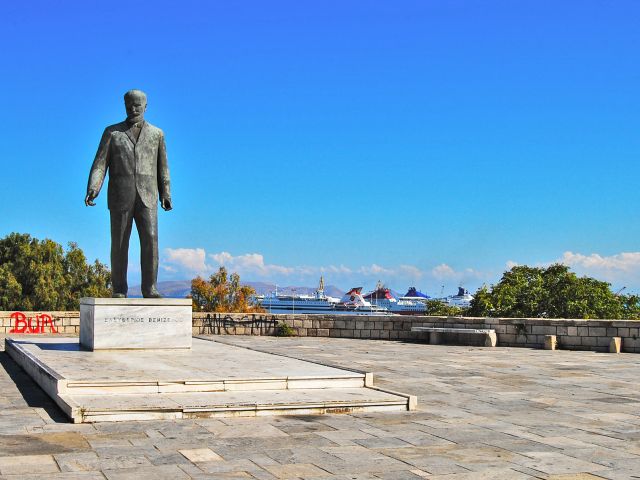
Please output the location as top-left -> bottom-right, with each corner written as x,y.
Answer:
61,387 -> 410,423
63,375 -> 366,395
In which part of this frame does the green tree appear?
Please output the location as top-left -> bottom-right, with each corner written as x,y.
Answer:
620,294 -> 640,319
424,299 -> 466,316
190,266 -> 263,313
0,233 -> 111,310
467,263 -> 640,319
0,264 -> 22,308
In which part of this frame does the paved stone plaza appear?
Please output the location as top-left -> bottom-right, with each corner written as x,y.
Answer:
1,336 -> 640,479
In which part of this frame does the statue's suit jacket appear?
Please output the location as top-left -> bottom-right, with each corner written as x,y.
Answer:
87,121 -> 170,211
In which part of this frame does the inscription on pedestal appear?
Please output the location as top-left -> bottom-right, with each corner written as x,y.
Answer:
80,298 -> 192,350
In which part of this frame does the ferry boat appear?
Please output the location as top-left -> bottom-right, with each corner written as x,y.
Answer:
399,287 -> 430,302
257,277 -> 340,313
364,283 -> 427,315
445,287 -> 474,308
431,287 -> 474,308
335,287 -> 390,314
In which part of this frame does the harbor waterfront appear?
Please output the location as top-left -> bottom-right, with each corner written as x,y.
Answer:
253,277 -> 471,315
261,307 -> 392,316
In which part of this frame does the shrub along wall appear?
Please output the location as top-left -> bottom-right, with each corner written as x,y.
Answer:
2,310 -> 640,353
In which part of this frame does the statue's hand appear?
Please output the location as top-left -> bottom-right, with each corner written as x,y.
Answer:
85,190 -> 97,207
161,197 -> 173,211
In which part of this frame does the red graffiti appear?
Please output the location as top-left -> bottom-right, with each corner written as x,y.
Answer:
9,312 -> 58,334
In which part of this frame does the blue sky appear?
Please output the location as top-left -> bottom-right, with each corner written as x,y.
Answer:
1,1 -> 639,295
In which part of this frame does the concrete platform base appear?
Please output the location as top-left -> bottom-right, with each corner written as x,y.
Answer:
5,337 -> 415,423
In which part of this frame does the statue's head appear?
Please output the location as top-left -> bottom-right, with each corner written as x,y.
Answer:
124,89 -> 147,123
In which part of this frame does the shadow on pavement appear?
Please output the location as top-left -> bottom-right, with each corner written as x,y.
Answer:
0,352 -> 69,422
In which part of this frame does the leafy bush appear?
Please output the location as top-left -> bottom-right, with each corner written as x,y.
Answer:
275,322 -> 296,337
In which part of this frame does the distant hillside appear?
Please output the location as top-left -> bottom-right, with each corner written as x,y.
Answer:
128,281 -> 192,298
129,280 -> 345,298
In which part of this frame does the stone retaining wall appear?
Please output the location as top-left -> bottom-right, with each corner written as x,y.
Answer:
191,313 -> 640,353
2,310 -> 640,353
0,311 -> 79,335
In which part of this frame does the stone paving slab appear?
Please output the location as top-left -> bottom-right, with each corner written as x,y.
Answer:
2,335 -> 640,478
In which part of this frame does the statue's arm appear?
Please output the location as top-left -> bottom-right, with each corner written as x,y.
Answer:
157,131 -> 172,211
85,129 -> 111,206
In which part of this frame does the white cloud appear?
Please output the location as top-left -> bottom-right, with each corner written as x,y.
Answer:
161,247 -> 497,293
355,264 -> 426,282
429,263 -> 490,290
160,248 -> 640,294
559,251 -> 640,287
561,251 -> 640,272
358,264 -> 394,276
164,248 -> 211,275
209,251 -> 295,277
503,251 -> 640,290
319,264 -> 353,275
162,247 -> 429,284
431,263 -> 456,279
398,265 -> 424,280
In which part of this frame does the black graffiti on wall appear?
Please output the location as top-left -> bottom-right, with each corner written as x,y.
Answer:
200,313 -> 278,335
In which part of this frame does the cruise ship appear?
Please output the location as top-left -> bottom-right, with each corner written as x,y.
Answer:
399,287 -> 431,302
364,284 -> 427,315
430,287 -> 474,308
257,277 -> 340,313
334,287 -> 390,314
445,287 -> 474,308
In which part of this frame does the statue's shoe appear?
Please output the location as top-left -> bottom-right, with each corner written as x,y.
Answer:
143,289 -> 163,298
112,293 -> 126,298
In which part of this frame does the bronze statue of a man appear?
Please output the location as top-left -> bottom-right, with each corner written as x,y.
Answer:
85,89 -> 172,298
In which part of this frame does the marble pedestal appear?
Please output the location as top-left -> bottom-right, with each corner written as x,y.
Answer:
79,297 -> 192,350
